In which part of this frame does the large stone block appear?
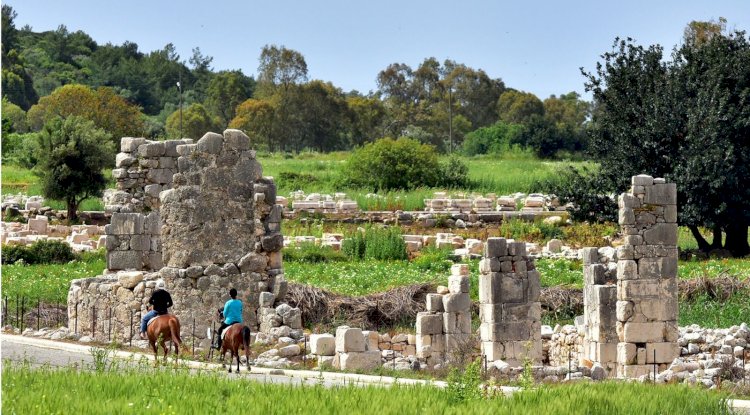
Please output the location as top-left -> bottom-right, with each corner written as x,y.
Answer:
442,293 -> 470,312
484,238 -> 507,257
107,251 -> 142,270
500,275 -> 525,303
117,271 -> 144,289
107,213 -> 144,235
480,321 -> 532,341
196,132 -> 224,154
642,223 -> 678,246
617,260 -> 638,280
580,247 -> 599,265
622,322 -> 665,343
223,129 -> 250,151
448,275 -> 470,294
479,258 -> 501,273
335,327 -> 365,353
617,342 -> 637,365
310,334 -> 336,356
638,257 -> 677,279
416,312 -> 443,335
632,174 -> 653,186
426,294 -> 444,312
644,183 -> 677,205
121,137 -> 146,152
238,252 -> 268,273
637,298 -> 677,321
646,342 -> 679,364
138,142 -> 165,157
362,330 -> 380,351
584,264 -> 607,285
339,351 -> 381,371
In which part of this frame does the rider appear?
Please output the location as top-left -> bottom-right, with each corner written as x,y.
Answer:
139,280 -> 173,340
214,288 -> 243,350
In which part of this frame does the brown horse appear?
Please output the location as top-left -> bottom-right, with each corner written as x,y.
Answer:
219,323 -> 251,373
146,314 -> 182,364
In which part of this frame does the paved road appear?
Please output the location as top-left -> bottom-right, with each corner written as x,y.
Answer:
0,335 -> 409,388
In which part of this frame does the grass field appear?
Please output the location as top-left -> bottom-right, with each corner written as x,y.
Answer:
1,363 -> 732,415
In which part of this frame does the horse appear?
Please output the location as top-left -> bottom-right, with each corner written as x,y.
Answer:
146,314 -> 182,365
219,323 -> 251,373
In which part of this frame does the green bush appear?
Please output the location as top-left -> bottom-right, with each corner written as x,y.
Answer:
1,240 -> 76,265
339,137 -> 441,191
277,171 -> 318,190
537,166 -> 617,223
342,226 -> 407,261
413,246 -> 454,273
438,156 -> 469,188
282,243 -> 348,263
461,121 -> 524,156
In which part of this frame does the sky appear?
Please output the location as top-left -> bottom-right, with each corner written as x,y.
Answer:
6,0 -> 750,99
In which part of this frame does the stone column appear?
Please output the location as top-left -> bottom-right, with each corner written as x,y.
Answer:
582,247 -> 618,375
479,237 -> 541,366
616,175 -> 679,378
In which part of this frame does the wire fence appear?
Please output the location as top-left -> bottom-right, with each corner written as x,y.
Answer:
1,295 -> 68,332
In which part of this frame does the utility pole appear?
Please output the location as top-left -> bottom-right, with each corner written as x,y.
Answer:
448,84 -> 453,153
177,72 -> 183,138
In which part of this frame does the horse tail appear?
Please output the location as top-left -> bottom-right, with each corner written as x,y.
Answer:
242,326 -> 250,349
169,317 -> 182,346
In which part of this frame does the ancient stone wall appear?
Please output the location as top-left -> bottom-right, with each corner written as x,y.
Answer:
68,130 -> 285,348
479,237 -> 542,365
615,174 -> 679,378
415,264 -> 472,366
581,247 -> 618,374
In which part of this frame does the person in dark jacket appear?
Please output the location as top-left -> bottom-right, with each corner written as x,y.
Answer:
139,280 -> 173,339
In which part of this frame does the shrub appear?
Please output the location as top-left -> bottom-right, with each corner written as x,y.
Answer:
1,240 -> 76,265
282,243 -> 348,263
339,137 -> 440,191
342,226 -> 407,261
437,156 -> 469,188
461,121 -> 524,156
537,166 -> 618,223
277,171 -> 318,190
412,246 -> 454,273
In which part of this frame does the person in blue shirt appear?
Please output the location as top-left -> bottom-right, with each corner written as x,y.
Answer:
214,288 -> 243,350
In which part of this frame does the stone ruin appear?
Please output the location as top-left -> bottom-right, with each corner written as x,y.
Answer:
479,237 -> 542,365
583,174 -> 679,378
67,130 -> 289,348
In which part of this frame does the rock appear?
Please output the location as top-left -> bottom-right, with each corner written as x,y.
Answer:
278,344 -> 301,357
335,327 -> 365,353
546,239 -> 563,253
310,334 -> 336,356
339,351 -> 381,371
590,363 -> 606,381
688,343 -> 700,354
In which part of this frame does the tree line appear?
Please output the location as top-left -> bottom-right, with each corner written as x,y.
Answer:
1,5 -> 588,157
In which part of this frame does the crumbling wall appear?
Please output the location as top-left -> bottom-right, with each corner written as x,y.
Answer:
68,130 -> 286,348
581,247 -> 618,375
479,237 -> 542,365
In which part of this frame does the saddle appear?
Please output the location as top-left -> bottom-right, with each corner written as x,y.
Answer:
147,313 -> 170,327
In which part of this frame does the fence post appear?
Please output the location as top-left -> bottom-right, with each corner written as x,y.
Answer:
130,311 -> 133,347
3,295 -> 7,326
91,306 -> 96,339
37,298 -> 40,330
74,302 -> 78,335
15,295 -> 19,330
653,350 -> 657,381
192,318 -> 195,357
108,307 -> 112,342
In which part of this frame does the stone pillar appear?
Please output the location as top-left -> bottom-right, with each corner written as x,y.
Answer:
479,237 -> 541,366
582,247 -> 618,375
616,175 -> 679,378
415,264 -> 472,367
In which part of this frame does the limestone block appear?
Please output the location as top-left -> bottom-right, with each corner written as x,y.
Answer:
584,264 -> 607,285
283,308 -> 302,329
503,302 -> 542,322
637,299 -> 677,321
632,174 -> 653,186
509,241 -> 527,256
481,321 -> 531,341
616,245 -> 634,261
339,351 -> 381,371
593,285 -> 617,305
617,342 -> 637,365
580,247 -> 599,265
335,327 -> 366,353
479,258 -> 501,273
484,238 -> 507,257
279,344 -> 301,357
500,275 -> 525,303
527,270 -> 541,301
617,260 -> 638,280
261,234 -> 284,252
619,208 -> 635,225
642,223 -> 678,246
479,303 -> 501,323
107,213 -> 144,235
259,292 -> 275,307
588,342 -> 617,364
223,129 -> 250,151
442,293 -> 470,312
27,218 -> 48,235
416,312 -> 443,335
546,239 -> 563,253
646,342 -> 679,364
618,279 -> 675,301
618,193 -> 641,209
638,257 -> 677,279
138,142 -> 165,157
622,322 -> 666,343
448,275 -> 470,294
618,364 -> 652,379
665,205 -> 677,223
117,271 -> 144,289
129,234 -> 151,251
451,263 -> 469,276
107,251 -> 142,270
426,294 -> 444,312
310,334 -> 336,356
616,301 -> 634,321
362,330 -> 380,351
238,252 -> 268,273
644,183 -> 677,205
196,132 -> 224,154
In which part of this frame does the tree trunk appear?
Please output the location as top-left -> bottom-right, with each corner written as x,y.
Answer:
710,225 -> 723,249
67,199 -> 78,224
724,221 -> 749,257
688,225 -> 711,252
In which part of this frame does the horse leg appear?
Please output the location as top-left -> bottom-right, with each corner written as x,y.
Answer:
161,340 -> 168,364
235,349 -> 240,373
151,340 -> 159,366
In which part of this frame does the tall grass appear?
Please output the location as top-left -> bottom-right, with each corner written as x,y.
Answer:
2,364 -> 731,414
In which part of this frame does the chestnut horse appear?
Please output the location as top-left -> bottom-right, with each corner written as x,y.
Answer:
146,314 -> 182,364
220,323 -> 251,373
